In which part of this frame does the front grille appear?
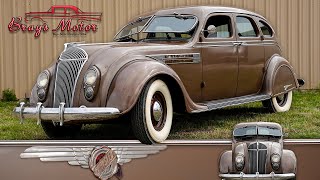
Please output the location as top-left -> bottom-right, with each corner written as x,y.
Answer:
248,142 -> 267,174
53,47 -> 87,107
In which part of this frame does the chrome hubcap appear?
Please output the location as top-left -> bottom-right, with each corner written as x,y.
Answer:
152,101 -> 163,122
276,93 -> 288,107
150,91 -> 166,131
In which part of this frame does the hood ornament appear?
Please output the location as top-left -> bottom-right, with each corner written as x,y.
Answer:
20,144 -> 167,180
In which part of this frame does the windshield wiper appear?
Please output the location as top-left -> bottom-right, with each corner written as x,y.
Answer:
116,34 -> 137,42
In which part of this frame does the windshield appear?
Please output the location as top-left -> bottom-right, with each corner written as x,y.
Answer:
234,126 -> 282,139
114,15 -> 198,42
114,16 -> 151,41
144,15 -> 198,32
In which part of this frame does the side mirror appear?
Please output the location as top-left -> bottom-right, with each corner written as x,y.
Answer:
200,29 -> 204,35
283,132 -> 289,138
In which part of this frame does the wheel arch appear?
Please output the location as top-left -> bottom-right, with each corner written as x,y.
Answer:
261,54 -> 299,97
106,60 -> 204,114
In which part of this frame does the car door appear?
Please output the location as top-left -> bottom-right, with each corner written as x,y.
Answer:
200,13 -> 238,101
234,15 -> 265,96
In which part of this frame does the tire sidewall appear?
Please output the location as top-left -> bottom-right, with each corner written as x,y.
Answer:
271,91 -> 293,112
144,79 -> 173,143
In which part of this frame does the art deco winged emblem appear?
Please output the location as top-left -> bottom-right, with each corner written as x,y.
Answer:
20,145 -> 167,180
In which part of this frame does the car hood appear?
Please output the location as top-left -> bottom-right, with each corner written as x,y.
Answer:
78,42 -> 187,70
61,41 -> 194,107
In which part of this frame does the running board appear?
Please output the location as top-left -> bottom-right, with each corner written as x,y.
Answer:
192,94 -> 271,113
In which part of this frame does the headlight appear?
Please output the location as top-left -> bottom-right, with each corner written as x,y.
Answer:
37,71 -> 50,88
235,154 -> 245,171
83,66 -> 100,101
84,86 -> 94,100
271,154 -> 281,170
37,88 -> 46,101
84,67 -> 98,86
36,70 -> 50,102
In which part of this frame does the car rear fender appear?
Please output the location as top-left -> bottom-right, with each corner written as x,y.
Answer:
261,54 -> 300,97
106,59 -> 206,114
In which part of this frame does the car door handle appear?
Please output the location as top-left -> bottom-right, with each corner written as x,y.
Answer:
233,42 -> 243,46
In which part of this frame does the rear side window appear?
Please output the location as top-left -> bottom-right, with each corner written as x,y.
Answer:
258,21 -> 273,37
204,15 -> 232,38
236,16 -> 258,37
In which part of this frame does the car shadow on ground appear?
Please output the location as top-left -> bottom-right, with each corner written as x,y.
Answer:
170,106 -> 271,134
76,106 -> 271,140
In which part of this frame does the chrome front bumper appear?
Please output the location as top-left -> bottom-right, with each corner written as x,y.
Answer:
219,172 -> 295,180
13,102 -> 121,126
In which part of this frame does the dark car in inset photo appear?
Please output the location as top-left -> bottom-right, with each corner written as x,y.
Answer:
219,122 -> 297,180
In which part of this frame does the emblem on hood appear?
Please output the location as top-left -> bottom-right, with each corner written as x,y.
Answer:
146,53 -> 201,64
20,145 -> 167,180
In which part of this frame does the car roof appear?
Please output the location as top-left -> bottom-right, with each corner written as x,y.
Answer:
51,5 -> 78,10
155,6 -> 266,20
129,6 -> 267,23
234,122 -> 282,130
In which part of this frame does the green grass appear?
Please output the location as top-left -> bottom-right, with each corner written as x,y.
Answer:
0,90 -> 319,140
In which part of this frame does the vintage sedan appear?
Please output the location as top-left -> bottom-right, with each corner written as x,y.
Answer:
14,6 -> 304,144
219,122 -> 297,180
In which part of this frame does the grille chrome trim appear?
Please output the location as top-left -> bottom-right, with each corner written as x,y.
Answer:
53,47 -> 88,107
248,142 -> 267,174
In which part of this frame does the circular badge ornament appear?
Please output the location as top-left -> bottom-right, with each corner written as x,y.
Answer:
89,146 -> 119,180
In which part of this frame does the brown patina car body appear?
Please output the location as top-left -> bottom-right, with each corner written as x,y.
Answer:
219,122 -> 297,180
14,6 -> 304,144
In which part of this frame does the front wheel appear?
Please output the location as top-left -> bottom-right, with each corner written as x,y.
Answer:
41,121 -> 82,139
262,91 -> 293,112
130,79 -> 173,144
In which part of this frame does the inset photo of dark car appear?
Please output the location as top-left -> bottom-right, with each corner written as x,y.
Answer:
219,122 -> 297,180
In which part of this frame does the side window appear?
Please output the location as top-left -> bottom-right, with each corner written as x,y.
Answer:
204,15 -> 232,38
236,16 -> 258,37
53,8 -> 65,14
258,21 -> 273,37
66,8 -> 76,14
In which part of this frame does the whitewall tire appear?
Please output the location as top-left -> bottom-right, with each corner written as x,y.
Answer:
263,91 -> 293,113
131,79 -> 173,144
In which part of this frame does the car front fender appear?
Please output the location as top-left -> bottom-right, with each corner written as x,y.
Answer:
219,150 -> 233,174
106,59 -> 206,114
281,149 -> 297,174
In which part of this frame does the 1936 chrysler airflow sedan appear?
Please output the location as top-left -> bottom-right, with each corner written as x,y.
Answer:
219,122 -> 297,180
14,6 -> 304,144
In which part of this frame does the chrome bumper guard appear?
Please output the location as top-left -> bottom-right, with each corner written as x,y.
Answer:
219,172 -> 295,180
13,102 -> 121,126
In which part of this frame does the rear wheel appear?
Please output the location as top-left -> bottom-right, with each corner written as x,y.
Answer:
262,91 -> 293,112
41,121 -> 82,139
130,79 -> 173,144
